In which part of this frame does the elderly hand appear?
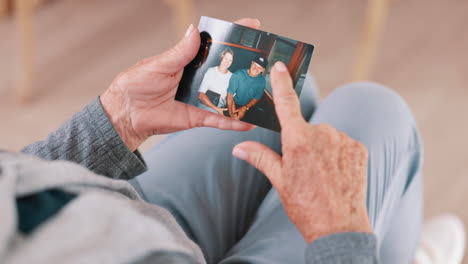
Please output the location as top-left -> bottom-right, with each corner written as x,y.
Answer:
101,18 -> 260,151
232,62 -> 373,243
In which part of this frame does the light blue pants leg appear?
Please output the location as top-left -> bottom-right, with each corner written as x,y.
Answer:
221,82 -> 423,264
133,76 -> 318,264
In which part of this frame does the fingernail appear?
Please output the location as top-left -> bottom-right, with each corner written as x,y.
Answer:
232,147 -> 248,160
274,61 -> 287,72
185,24 -> 194,38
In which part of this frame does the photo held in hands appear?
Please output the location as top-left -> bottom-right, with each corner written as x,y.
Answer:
176,16 -> 314,132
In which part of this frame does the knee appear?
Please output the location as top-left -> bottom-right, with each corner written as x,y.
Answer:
334,82 -> 411,117
311,82 -> 418,146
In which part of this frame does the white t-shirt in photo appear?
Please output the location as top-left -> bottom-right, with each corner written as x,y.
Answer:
198,66 -> 232,107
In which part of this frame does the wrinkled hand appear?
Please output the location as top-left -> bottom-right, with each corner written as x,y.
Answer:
101,18 -> 261,151
232,62 -> 373,243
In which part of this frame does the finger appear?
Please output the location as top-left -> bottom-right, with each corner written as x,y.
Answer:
177,101 -> 255,131
143,24 -> 201,74
233,18 -> 261,29
270,61 -> 304,128
233,141 -> 282,188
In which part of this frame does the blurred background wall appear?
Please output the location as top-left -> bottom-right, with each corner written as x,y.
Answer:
0,0 -> 467,262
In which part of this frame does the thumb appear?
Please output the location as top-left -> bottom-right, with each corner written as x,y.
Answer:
232,141 -> 282,188
147,24 -> 201,74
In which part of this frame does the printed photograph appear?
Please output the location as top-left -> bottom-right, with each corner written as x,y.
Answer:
176,16 -> 314,132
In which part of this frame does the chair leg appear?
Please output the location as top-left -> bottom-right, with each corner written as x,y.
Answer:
351,0 -> 391,81
15,0 -> 34,103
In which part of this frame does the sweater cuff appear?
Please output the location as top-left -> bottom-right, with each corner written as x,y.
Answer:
305,232 -> 378,264
85,97 -> 147,179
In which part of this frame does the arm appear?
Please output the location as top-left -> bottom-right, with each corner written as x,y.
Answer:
198,92 -> 226,115
236,79 -> 264,119
235,98 -> 259,120
21,19 -> 259,179
245,98 -> 259,109
226,72 -> 239,118
232,62 -> 378,263
21,97 -> 146,180
227,92 -> 237,118
305,233 -> 378,264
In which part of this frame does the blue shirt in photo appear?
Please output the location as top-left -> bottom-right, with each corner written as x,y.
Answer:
227,69 -> 265,106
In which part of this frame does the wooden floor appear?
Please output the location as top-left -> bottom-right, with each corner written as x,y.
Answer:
0,0 -> 467,261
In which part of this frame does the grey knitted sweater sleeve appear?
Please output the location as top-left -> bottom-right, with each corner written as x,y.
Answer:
21,97 -> 146,179
306,232 -> 379,263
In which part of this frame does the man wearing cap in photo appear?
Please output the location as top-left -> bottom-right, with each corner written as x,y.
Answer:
226,54 -> 268,120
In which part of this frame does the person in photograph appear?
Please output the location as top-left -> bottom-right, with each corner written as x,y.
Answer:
227,55 -> 268,120
197,48 -> 234,115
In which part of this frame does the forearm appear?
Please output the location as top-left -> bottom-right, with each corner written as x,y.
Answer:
244,99 -> 259,109
236,99 -> 259,120
198,92 -> 218,110
227,93 -> 236,116
305,233 -> 379,264
21,97 -> 146,179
